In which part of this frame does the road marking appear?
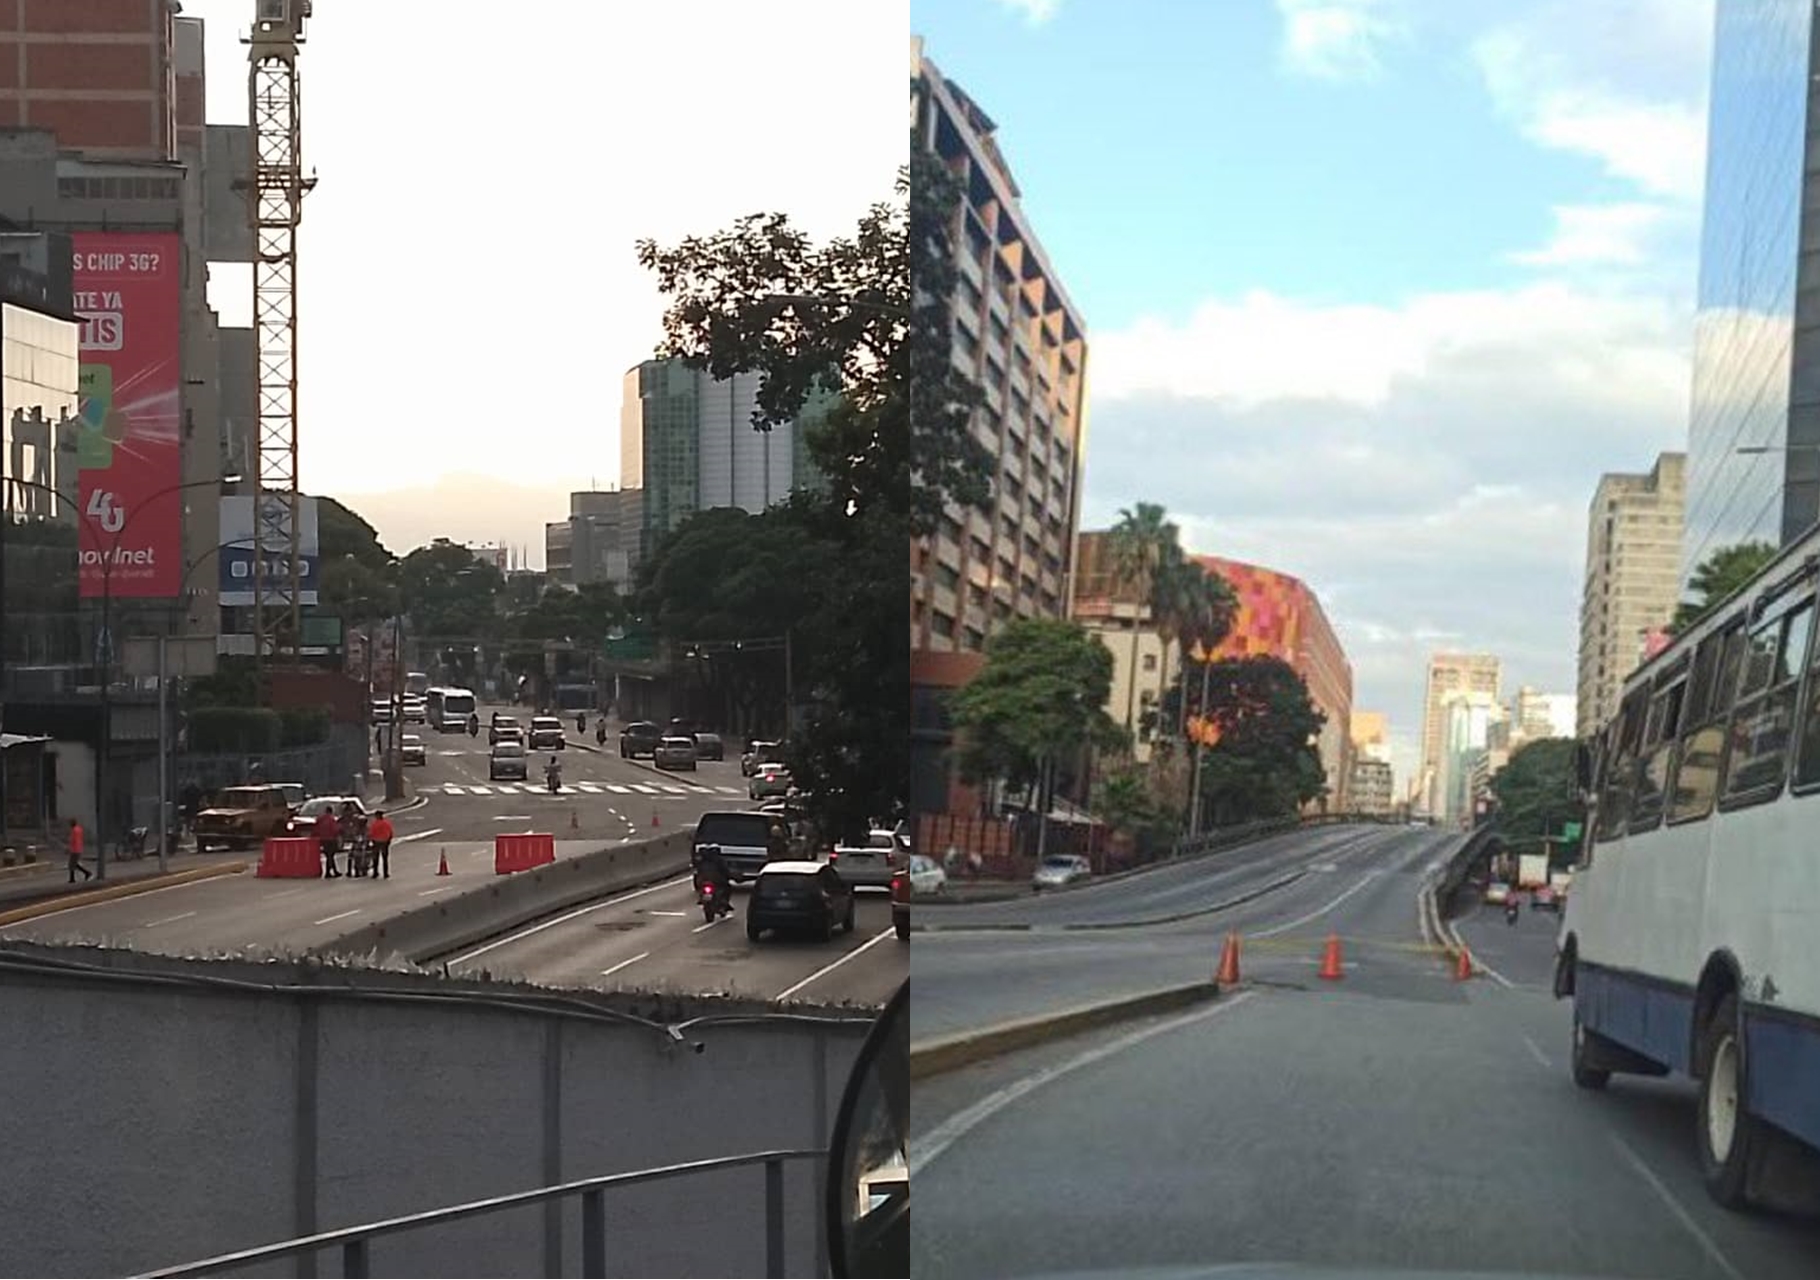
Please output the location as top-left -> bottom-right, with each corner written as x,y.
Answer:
493,814 -> 531,821
630,784 -> 658,794
1611,1135 -> 1744,1280
144,910 -> 197,927
1252,872 -> 1379,938
575,781 -> 602,793
418,885 -> 456,897
314,909 -> 361,926
466,786 -> 491,796
649,910 -> 688,917
447,874 -> 694,964
718,786 -> 745,795
775,928 -> 897,1001
607,784 -> 631,793
600,952 -> 649,978
0,874 -> 227,926
909,991 -> 1258,1176
692,914 -> 731,934
1520,1034 -> 1551,1068
394,828 -> 442,844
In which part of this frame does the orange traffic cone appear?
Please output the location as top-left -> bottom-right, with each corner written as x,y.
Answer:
1317,933 -> 1344,981
1215,932 -> 1242,985
651,809 -> 660,829
436,849 -> 450,876
1454,948 -> 1473,981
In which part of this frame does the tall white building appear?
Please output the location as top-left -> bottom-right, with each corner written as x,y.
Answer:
1578,453 -> 1684,738
1439,691 -> 1504,825
1421,654 -> 1500,815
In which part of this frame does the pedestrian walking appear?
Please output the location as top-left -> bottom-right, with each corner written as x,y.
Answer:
367,810 -> 394,879
66,818 -> 91,883
314,807 -> 341,877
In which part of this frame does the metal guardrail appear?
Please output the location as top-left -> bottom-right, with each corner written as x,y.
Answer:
138,1148 -> 822,1279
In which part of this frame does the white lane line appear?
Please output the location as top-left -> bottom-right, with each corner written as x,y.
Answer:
494,814 -> 531,821
144,910 -> 197,927
1252,872 -> 1380,938
692,915 -> 730,934
630,784 -> 659,794
910,991 -> 1258,1176
1611,1135 -> 1744,1280
394,828 -> 442,844
313,909 -> 361,926
775,928 -> 897,1001
447,874 -> 694,964
600,952 -> 649,978
418,885 -> 456,897
649,910 -> 689,917
718,786 -> 744,795
1520,1033 -> 1551,1069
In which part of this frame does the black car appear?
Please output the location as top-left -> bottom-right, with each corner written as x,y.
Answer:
620,721 -> 662,759
747,861 -> 856,942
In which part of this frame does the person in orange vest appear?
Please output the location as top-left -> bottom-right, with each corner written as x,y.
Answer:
66,817 -> 91,883
367,810 -> 395,879
313,807 -> 342,878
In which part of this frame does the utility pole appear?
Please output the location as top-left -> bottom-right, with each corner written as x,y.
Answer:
155,634 -> 170,874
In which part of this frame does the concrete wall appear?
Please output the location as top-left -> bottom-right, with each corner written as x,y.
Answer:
0,946 -> 871,1277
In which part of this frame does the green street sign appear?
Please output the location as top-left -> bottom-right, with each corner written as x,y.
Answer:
1561,821 -> 1582,841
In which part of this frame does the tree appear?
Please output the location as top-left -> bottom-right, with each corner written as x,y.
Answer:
313,495 -> 392,569
398,541 -> 504,640
949,618 -> 1126,797
1673,541 -> 1776,632
1490,737 -> 1583,840
1108,502 -> 1179,736
1192,655 -> 1327,826
1094,766 -> 1156,839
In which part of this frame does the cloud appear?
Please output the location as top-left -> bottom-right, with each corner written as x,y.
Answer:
1275,0 -> 1408,80
1471,0 -> 1711,200
993,0 -> 1060,24
1510,201 -> 1676,266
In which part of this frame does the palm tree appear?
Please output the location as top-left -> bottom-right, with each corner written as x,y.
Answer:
1107,503 -> 1177,742
1148,552 -> 1198,743
1176,566 -> 1239,741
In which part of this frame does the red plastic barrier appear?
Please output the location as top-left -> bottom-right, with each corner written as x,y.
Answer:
257,836 -> 322,879
494,832 -> 556,875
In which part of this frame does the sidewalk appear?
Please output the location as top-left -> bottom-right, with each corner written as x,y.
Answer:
0,844 -> 245,909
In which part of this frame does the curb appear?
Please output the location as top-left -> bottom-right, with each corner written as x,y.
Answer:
0,861 -> 251,927
0,858 -> 47,880
909,981 -> 1222,1080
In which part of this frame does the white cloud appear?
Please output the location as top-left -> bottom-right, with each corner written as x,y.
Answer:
1471,0 -> 1711,200
1510,202 -> 1675,267
994,0 -> 1060,24
1275,0 -> 1408,81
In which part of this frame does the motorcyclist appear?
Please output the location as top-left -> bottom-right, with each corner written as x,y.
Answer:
576,711 -> 587,735
468,712 -> 480,738
693,843 -> 733,915
1504,892 -> 1521,925
595,720 -> 607,746
544,755 -> 562,792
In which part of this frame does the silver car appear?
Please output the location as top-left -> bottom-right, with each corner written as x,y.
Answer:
1032,854 -> 1092,891
489,741 -> 528,781
830,829 -> 903,889
654,735 -> 699,771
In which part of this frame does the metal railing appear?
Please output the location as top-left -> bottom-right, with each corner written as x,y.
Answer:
139,1148 -> 822,1279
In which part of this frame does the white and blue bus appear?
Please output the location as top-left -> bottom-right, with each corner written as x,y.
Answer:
1559,530 -> 1820,1210
424,685 -> 476,733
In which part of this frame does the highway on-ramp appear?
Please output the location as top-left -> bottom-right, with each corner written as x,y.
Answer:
909,824 -> 1820,1280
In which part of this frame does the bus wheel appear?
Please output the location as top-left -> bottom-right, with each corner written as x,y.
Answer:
1571,1013 -> 1610,1091
1697,993 -> 1761,1208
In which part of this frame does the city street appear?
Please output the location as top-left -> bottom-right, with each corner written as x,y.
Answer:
909,825 -> 1820,1280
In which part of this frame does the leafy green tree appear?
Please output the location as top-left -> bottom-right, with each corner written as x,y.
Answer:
1108,502 -> 1179,733
398,540 -> 504,640
1490,737 -> 1583,840
1193,655 -> 1327,826
950,618 -> 1126,796
1673,541 -> 1776,633
1094,766 -> 1156,838
313,496 -> 392,569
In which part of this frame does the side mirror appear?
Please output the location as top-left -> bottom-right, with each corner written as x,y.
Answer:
825,979 -> 908,1278
1573,741 -> 1594,796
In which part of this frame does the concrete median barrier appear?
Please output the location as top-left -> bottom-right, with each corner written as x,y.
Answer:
909,981 -> 1221,1080
314,832 -> 696,965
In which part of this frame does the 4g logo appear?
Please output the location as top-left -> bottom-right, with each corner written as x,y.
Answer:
86,489 -> 126,534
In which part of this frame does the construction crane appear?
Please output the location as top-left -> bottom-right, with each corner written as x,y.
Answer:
245,0 -> 314,669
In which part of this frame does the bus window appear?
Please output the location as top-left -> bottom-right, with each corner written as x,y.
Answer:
1596,688 -> 1647,842
1722,599 -> 1812,802
1630,677 -> 1683,833
1670,624 -> 1738,824
1796,604 -> 1820,789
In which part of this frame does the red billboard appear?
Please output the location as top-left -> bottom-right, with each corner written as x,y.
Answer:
71,232 -> 183,598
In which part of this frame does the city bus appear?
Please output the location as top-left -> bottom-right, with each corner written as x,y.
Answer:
1558,527 -> 1820,1210
425,686 -> 476,733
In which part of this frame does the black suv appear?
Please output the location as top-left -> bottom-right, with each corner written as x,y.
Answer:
747,861 -> 856,942
619,721 -> 662,759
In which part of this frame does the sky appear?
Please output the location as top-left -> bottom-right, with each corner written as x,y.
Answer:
913,0 -> 1716,787
180,0 -> 906,557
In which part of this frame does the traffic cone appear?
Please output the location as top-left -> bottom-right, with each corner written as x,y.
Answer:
651,809 -> 660,829
1215,932 -> 1242,985
436,848 -> 450,876
1454,947 -> 1473,981
1317,933 -> 1344,981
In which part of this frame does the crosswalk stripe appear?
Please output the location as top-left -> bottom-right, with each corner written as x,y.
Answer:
717,786 -> 744,795
467,786 -> 490,796
661,785 -> 687,794
576,781 -> 603,793
630,784 -> 658,794
607,784 -> 630,793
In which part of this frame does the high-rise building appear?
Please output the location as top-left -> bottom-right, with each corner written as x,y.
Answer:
911,39 -> 1089,817
1422,654 -> 1500,814
619,359 -> 825,544
1577,453 -> 1685,737
1681,0 -> 1820,586
544,490 -> 643,592
1349,757 -> 1394,815
1513,686 -> 1577,742
0,0 -> 181,159
1350,710 -> 1388,758
1440,691 -> 1504,824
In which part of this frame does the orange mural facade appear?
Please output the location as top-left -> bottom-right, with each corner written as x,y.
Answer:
1193,555 -> 1355,811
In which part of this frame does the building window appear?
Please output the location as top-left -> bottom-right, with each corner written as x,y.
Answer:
1142,654 -> 1158,672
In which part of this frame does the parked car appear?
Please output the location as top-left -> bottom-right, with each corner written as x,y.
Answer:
692,730 -> 725,761
370,700 -> 393,724
741,739 -> 783,776
489,714 -> 521,746
400,733 -> 427,766
620,721 -> 663,760
267,781 -> 308,809
490,740 -> 529,781
892,868 -> 911,941
750,762 -> 792,801
528,716 -> 566,751
747,861 -> 856,942
286,795 -> 369,838
694,810 -> 784,883
654,735 -> 699,771
1531,885 -> 1559,913
194,785 -> 295,851
909,854 -> 947,897
1032,854 -> 1092,891
829,828 -> 904,890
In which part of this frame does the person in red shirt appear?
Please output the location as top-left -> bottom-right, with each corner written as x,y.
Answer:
367,810 -> 395,879
66,818 -> 91,883
313,808 -> 342,878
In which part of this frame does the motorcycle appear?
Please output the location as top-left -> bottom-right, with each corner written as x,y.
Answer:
595,722 -> 607,746
1504,898 -> 1520,926
697,877 -> 733,923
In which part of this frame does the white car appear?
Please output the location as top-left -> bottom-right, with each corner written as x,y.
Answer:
1032,854 -> 1092,891
908,854 -> 947,896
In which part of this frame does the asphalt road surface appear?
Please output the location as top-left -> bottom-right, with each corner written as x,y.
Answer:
909,824 -> 1820,1280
